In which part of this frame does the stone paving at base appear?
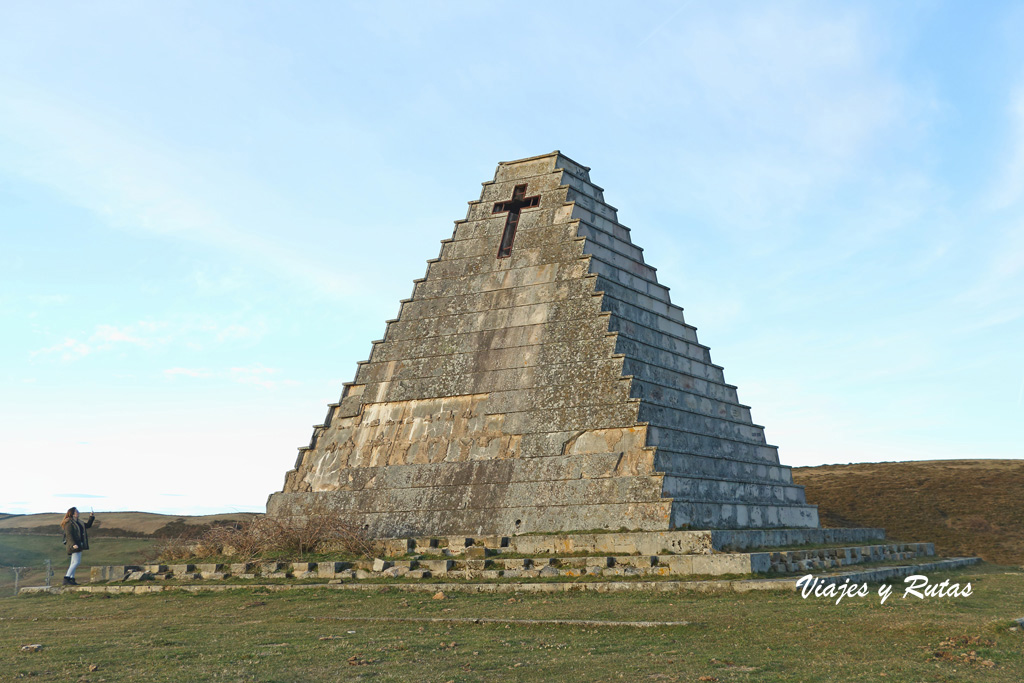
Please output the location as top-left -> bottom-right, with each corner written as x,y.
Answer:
20,529 -> 981,596
21,557 -> 982,596
84,540 -> 940,585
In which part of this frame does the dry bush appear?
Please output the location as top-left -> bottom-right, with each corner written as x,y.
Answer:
156,499 -> 376,561
153,535 -> 199,562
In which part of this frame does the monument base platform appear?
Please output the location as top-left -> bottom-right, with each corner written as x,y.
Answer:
373,527 -> 888,557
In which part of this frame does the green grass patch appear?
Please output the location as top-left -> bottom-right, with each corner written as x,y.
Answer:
0,534 -> 158,594
2,564 -> 1021,682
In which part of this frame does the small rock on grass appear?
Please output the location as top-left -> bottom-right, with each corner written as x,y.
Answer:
20,644 -> 43,652
432,591 -> 446,600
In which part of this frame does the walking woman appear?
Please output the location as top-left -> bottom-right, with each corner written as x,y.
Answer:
60,507 -> 95,585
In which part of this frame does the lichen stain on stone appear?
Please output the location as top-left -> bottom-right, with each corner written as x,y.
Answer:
295,394 -> 532,491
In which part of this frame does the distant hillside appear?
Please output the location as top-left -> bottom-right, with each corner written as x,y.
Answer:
0,511 -> 257,537
793,459 -> 1024,566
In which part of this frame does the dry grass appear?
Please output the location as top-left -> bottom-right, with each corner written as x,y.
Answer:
794,459 -> 1024,565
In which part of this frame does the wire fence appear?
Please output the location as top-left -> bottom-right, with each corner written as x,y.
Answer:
4,560 -> 55,595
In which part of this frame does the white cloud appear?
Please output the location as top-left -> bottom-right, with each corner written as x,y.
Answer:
92,322 -> 158,346
30,316 -> 267,362
31,337 -> 91,361
229,364 -> 280,389
163,363 -> 296,389
212,323 -> 266,344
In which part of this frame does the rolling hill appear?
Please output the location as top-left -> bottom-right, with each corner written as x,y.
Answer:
0,511 -> 257,536
793,459 -> 1024,566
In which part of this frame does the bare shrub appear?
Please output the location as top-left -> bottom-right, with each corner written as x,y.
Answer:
155,499 -> 376,561
153,535 -> 200,562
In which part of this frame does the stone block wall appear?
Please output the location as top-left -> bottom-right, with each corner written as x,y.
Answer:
268,152 -> 819,536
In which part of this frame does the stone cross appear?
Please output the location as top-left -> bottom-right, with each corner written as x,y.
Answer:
493,183 -> 540,258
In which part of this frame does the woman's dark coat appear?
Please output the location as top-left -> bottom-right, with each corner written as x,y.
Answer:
64,515 -> 94,555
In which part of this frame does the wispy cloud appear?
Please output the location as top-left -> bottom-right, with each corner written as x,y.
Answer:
32,338 -> 92,361
0,79 -> 355,299
30,316 -> 267,362
163,363 -> 298,389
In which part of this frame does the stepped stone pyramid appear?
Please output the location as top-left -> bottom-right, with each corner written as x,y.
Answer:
268,152 -> 820,537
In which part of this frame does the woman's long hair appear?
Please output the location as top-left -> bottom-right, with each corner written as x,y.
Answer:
60,507 -> 78,530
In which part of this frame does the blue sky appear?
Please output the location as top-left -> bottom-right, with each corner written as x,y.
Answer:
2,1 -> 1022,516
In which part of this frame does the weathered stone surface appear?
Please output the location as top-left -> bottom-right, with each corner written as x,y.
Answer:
268,152 -> 820,536
421,559 -> 453,573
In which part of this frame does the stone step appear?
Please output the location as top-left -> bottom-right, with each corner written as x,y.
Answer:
600,293 -> 698,345
661,474 -> 808,506
615,331 -> 718,376
577,226 -> 658,288
647,425 -> 781,463
367,317 -> 616,363
269,492 -> 675,538
629,377 -> 753,424
382,290 -> 605,343
584,250 -> 664,299
671,500 -> 819,530
389,527 -> 888,556
594,277 -> 688,328
411,259 -> 591,301
441,221 -> 583,260
653,448 -> 790,481
82,542 -> 942,586
640,403 -> 769,446
274,475 -> 667,517
396,269 -> 596,322
425,239 -> 586,281
26,556 -> 981,596
580,236 -> 650,279
570,203 -> 633,243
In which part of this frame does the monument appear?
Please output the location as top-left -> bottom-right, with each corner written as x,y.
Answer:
268,152 -> 820,538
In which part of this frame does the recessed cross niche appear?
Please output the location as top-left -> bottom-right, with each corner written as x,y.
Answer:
492,183 -> 541,258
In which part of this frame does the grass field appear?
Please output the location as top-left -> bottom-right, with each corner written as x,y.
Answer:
0,535 -> 158,594
2,564 -> 1022,682
793,459 -> 1024,566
